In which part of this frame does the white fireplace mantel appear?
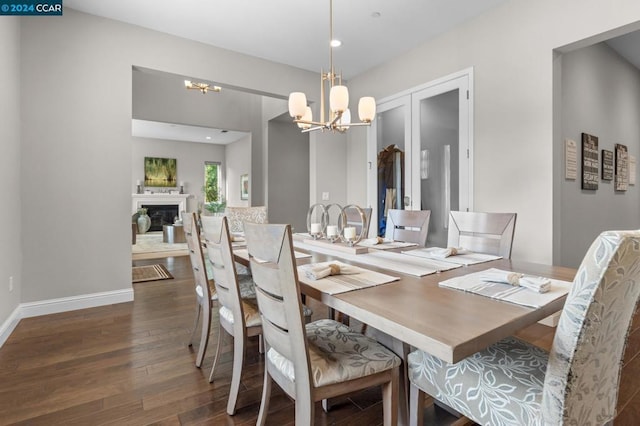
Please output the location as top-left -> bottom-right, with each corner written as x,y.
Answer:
132,193 -> 192,213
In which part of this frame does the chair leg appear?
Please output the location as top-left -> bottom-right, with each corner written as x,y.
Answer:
188,303 -> 202,347
209,323 -> 225,383
257,367 -> 272,426
195,304 -> 211,368
258,334 -> 264,354
382,368 -> 399,426
409,382 -> 425,426
295,396 -> 314,426
226,334 -> 246,415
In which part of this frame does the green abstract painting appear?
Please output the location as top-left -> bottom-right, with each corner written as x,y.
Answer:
144,157 -> 177,187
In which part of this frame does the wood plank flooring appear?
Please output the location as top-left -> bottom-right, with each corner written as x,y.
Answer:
0,255 -> 637,425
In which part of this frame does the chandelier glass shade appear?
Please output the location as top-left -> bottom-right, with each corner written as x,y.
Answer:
288,0 -> 375,133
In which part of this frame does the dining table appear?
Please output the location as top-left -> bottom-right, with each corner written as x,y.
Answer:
233,234 -> 576,425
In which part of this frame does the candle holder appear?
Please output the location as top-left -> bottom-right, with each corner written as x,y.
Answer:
306,203 -> 328,239
136,184 -> 142,194
179,184 -> 184,194
324,203 -> 343,243
338,204 -> 367,246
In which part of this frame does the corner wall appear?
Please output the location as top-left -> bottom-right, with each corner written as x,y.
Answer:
0,17 -> 22,340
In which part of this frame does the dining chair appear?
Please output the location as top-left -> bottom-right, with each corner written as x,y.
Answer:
407,230 -> 640,426
244,222 -> 401,426
345,205 -> 372,239
183,212 -> 216,368
384,209 -> 431,246
200,215 -> 263,415
225,205 -> 268,233
447,211 -> 517,258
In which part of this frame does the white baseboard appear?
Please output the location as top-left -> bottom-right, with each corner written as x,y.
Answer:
0,305 -> 22,348
0,288 -> 134,348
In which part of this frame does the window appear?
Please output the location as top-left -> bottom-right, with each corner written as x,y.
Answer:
204,162 -> 222,202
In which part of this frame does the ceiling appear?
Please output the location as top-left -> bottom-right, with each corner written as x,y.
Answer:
64,0 -> 510,79
70,0 -> 640,144
132,119 -> 249,145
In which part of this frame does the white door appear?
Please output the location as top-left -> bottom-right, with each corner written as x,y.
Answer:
369,69 -> 473,242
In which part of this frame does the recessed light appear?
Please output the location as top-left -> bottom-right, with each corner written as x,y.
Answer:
330,39 -> 342,47
205,136 -> 212,140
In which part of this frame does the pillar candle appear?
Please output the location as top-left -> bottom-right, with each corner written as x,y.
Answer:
326,225 -> 338,237
136,180 -> 141,186
344,227 -> 356,239
310,223 -> 321,233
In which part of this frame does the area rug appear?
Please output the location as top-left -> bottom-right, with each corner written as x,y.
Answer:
132,264 -> 174,283
132,232 -> 189,260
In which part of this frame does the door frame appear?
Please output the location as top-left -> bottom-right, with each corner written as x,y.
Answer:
367,68 -> 474,235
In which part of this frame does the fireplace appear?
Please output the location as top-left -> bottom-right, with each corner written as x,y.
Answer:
142,204 -> 179,231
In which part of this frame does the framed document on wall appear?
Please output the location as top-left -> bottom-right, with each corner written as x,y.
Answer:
581,133 -> 598,190
615,143 -> 628,191
601,149 -> 614,181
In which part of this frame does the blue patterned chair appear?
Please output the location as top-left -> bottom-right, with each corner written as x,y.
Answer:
408,230 -> 640,426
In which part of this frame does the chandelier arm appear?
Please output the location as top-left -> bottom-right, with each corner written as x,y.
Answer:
302,125 -> 325,133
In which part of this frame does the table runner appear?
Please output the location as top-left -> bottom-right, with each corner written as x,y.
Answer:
402,247 -> 501,266
358,239 -> 418,250
234,248 -> 312,263
298,261 -> 399,294
439,268 -> 572,308
294,240 -> 460,276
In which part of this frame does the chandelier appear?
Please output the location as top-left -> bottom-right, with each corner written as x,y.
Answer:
288,0 -> 376,133
184,80 -> 221,94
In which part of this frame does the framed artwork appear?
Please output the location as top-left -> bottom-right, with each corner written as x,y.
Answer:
240,174 -> 249,200
581,133 -> 598,190
144,157 -> 177,187
601,149 -> 614,181
615,143 -> 628,191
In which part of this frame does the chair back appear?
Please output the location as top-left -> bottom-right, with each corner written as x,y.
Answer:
225,206 -> 268,233
542,230 -> 640,424
447,211 -> 516,258
183,212 -> 211,303
345,206 -> 372,239
244,223 -> 313,395
384,209 -> 430,246
200,216 -> 245,331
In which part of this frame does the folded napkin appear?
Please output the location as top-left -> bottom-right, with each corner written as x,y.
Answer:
430,247 -> 469,258
230,234 -> 245,242
305,263 -> 360,280
362,236 -> 386,245
480,270 -> 551,293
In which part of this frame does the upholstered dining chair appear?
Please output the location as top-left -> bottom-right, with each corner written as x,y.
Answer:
407,230 -> 640,426
200,215 -> 263,415
447,211 -> 517,258
183,212 -> 216,368
384,209 -> 431,246
244,222 -> 401,426
224,205 -> 268,233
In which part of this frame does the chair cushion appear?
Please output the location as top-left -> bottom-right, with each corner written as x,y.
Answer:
408,336 -> 547,426
219,298 -> 262,327
267,319 -> 400,388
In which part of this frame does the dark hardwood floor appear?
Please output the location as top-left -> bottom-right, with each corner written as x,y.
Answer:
0,255 -> 638,425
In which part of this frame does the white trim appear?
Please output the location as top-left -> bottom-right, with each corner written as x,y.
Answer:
0,305 -> 22,347
0,288 -> 134,348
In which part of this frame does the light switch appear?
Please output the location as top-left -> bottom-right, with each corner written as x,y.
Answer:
322,192 -> 329,201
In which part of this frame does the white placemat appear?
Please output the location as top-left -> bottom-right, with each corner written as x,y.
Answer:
234,249 -> 312,263
358,239 -> 419,250
402,247 -> 502,266
298,261 -> 400,295
439,268 -> 572,308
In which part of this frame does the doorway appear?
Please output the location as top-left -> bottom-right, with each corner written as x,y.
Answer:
368,69 -> 473,246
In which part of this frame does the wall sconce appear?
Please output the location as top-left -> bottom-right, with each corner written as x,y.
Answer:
420,149 -> 429,180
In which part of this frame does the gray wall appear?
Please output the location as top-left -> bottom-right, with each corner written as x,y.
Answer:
556,42 -> 640,268
17,8 -> 318,307
132,137 -> 226,213
0,17 -> 22,327
226,135 -> 251,207
267,118 -> 310,231
347,0 -> 640,264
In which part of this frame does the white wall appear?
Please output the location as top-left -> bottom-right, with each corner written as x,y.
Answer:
132,138 -> 226,213
226,135 -> 251,207
0,17 -> 22,335
556,42 -> 640,268
347,0 -> 640,264
18,8 -> 318,305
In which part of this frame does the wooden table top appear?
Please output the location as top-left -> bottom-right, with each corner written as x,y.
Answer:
236,241 -> 576,364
